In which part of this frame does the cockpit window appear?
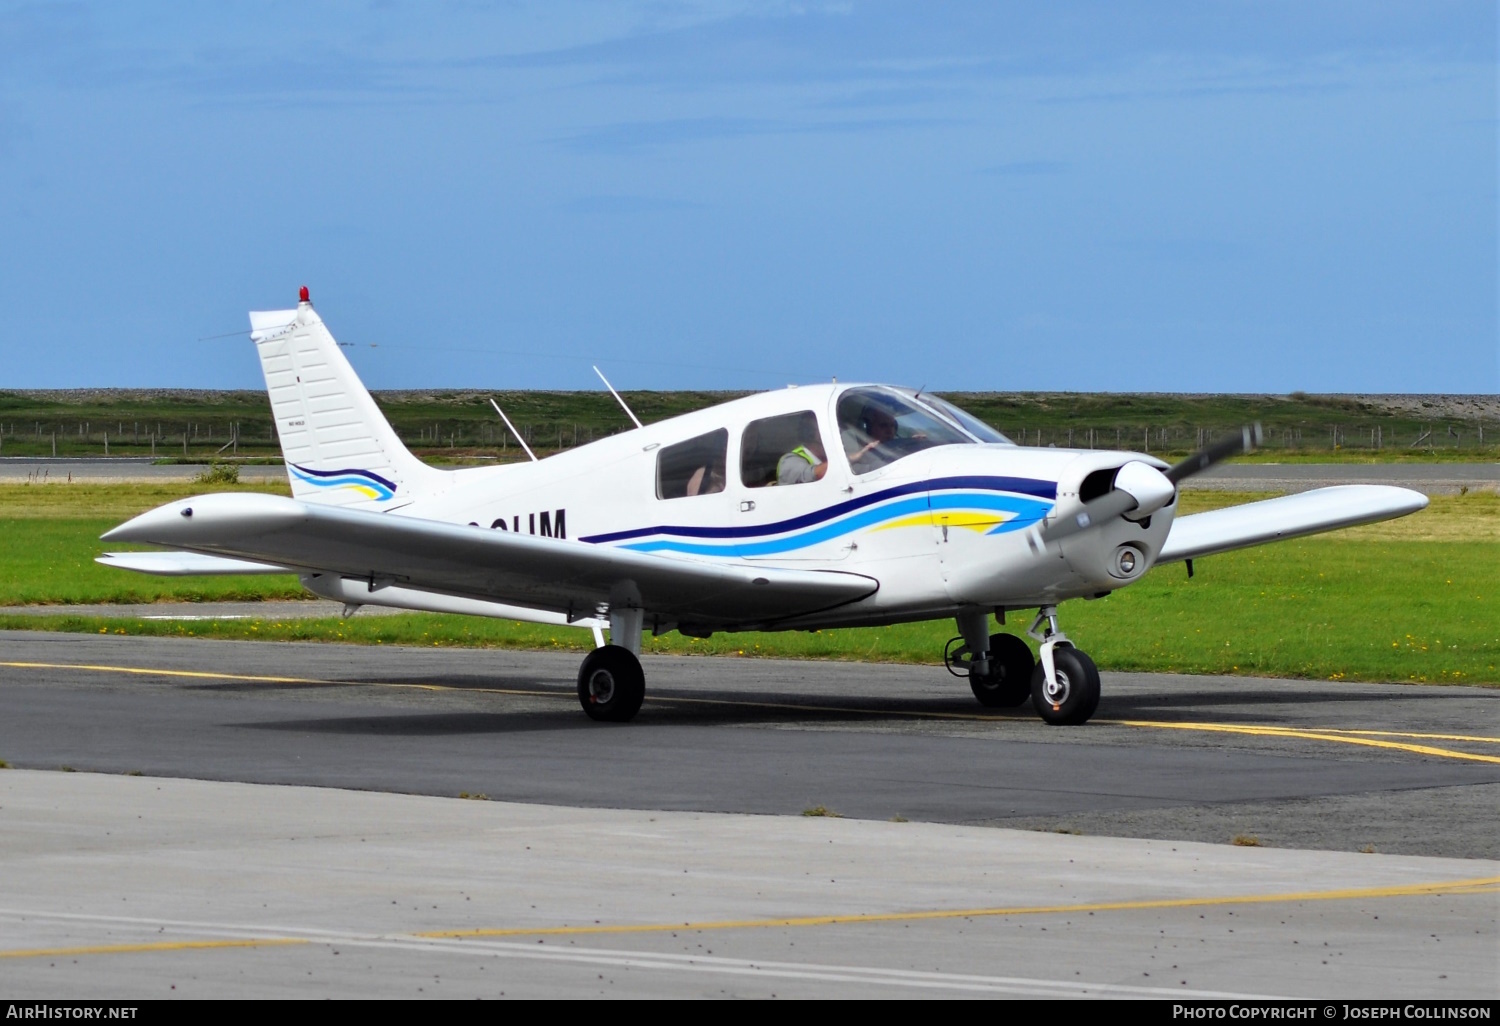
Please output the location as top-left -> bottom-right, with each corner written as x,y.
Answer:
915,394 -> 1013,445
656,429 -> 728,499
836,387 -> 971,475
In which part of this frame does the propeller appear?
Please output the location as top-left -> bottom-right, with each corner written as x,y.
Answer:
1038,423 -> 1263,546
1162,423 -> 1264,486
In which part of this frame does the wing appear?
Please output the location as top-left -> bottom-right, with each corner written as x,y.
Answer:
1158,485 -> 1427,563
102,493 -> 878,630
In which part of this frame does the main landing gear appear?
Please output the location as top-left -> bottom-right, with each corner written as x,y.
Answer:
578,606 -> 645,722
950,606 -> 1101,725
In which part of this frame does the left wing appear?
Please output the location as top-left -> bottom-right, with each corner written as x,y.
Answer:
102,493 -> 878,630
1158,485 -> 1427,563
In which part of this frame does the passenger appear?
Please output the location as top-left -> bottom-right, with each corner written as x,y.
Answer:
776,437 -> 829,486
842,403 -> 900,472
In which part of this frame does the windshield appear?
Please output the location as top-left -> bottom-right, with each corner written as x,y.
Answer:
836,387 -> 972,475
916,394 -> 1013,445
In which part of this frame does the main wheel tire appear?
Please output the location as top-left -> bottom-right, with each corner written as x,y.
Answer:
969,632 -> 1035,708
1030,646 -> 1101,725
577,645 -> 645,722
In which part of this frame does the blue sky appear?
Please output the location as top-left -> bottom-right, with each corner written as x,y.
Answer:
0,1 -> 1494,392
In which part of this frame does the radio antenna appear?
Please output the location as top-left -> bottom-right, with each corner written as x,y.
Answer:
488,398 -> 537,462
593,365 -> 643,430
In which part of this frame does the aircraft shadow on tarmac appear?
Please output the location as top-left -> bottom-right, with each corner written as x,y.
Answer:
236,710 -> 592,737
223,682 -> 1450,739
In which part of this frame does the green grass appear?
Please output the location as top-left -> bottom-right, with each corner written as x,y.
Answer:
0,481 -> 306,605
0,520 -> 308,605
0,483 -> 1495,685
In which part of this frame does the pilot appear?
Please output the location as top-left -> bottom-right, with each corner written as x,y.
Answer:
842,403 -> 899,472
777,436 -> 829,485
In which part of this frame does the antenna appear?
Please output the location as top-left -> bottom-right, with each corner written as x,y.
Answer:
593,365 -> 643,430
488,398 -> 537,462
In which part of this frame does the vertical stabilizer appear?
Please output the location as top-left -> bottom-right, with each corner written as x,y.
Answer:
249,290 -> 444,508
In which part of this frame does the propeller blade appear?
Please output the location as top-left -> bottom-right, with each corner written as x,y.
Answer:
1164,423 -> 1263,485
1039,487 -> 1139,545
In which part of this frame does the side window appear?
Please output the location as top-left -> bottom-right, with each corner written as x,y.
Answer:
656,429 -> 728,500
741,411 -> 826,488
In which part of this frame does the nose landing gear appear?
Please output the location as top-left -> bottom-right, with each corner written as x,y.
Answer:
1026,605 -> 1101,725
951,607 -> 1102,724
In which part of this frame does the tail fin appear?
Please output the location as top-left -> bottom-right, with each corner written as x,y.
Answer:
249,289 -> 444,508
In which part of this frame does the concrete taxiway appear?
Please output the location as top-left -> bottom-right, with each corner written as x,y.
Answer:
0,631 -> 1495,998
1,769 -> 1494,999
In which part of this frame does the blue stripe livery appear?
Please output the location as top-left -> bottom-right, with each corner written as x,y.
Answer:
581,476 -> 1056,558
289,464 -> 397,501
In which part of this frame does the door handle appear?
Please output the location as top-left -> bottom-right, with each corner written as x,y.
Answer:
739,500 -> 756,512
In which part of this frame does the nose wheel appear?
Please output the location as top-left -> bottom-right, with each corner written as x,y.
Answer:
1026,606 -> 1101,725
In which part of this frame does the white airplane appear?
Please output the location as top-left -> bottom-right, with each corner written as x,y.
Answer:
100,289 -> 1428,726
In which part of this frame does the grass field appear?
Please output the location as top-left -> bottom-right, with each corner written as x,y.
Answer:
0,481 -> 1494,685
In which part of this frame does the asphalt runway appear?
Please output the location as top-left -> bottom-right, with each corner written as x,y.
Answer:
0,632 -> 1495,998
1189,462 -> 1498,495
1,632 -> 1497,855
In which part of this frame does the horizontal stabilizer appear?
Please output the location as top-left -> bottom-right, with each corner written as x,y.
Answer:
102,493 -> 879,629
1158,485 -> 1428,563
96,551 -> 291,576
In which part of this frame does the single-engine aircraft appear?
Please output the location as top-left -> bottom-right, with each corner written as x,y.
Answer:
100,289 -> 1428,726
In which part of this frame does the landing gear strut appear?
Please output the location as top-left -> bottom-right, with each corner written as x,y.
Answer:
1025,605 -> 1100,726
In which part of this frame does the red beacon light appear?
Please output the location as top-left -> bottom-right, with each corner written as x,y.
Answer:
298,285 -> 311,304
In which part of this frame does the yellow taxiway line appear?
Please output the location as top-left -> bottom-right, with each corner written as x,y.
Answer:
1,878 -> 1494,960
0,937 -> 306,960
3,660 -> 1498,764
420,875 -> 1500,939
1114,720 -> 1500,765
